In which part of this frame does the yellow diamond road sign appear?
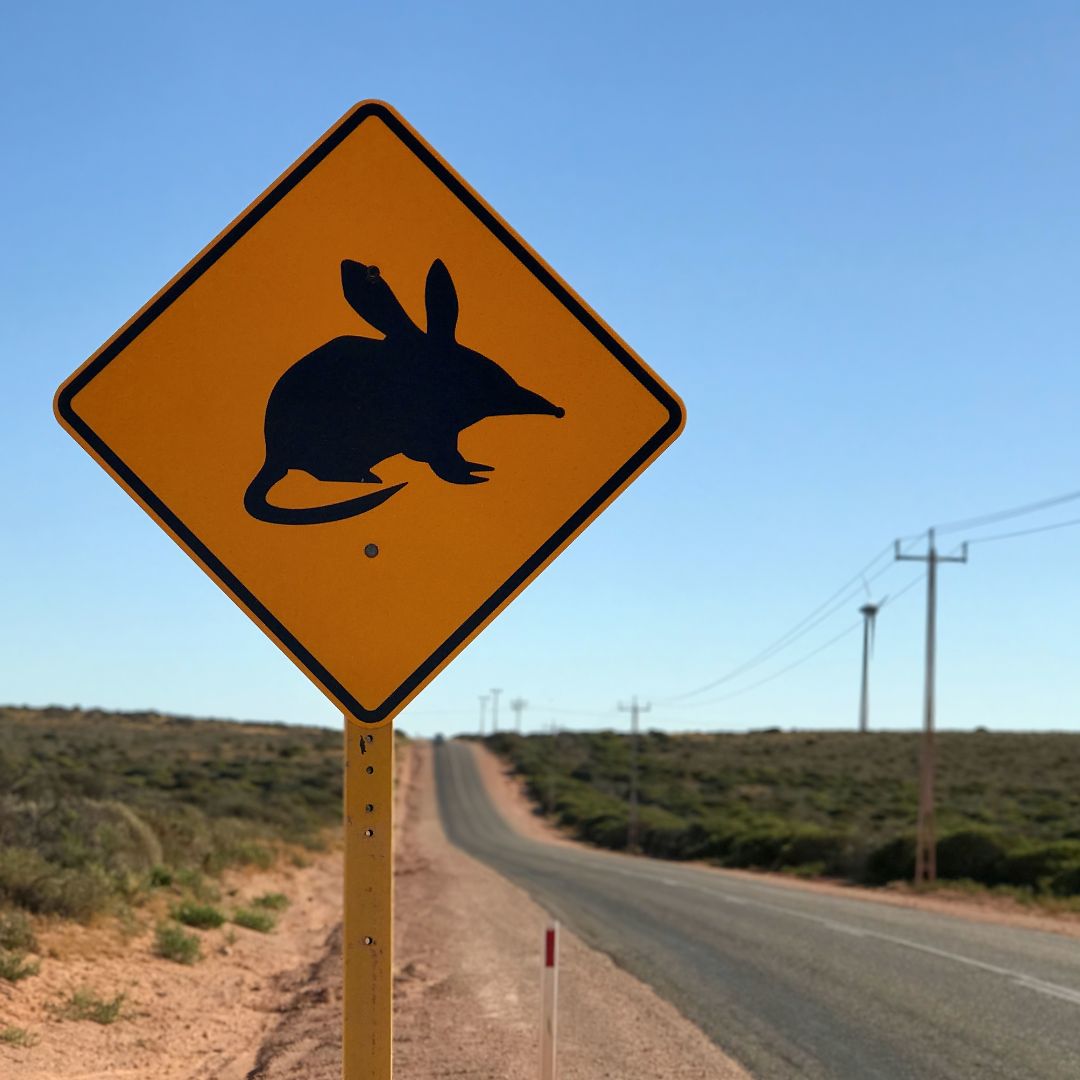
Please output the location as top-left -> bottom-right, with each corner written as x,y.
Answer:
54,101 -> 685,725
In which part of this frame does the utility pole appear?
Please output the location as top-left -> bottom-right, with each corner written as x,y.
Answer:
617,696 -> 651,853
490,688 -> 502,734
858,602 -> 881,734
510,697 -> 528,733
478,694 -> 490,736
895,529 -> 968,884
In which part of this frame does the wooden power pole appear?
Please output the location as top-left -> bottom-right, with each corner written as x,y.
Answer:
618,696 -> 651,853
895,529 -> 968,884
478,694 -> 489,736
510,697 -> 528,732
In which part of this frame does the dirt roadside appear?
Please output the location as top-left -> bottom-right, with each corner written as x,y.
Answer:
473,740 -> 1080,941
2,740 -> 748,1078
0,844 -> 344,1079
251,739 -> 749,1079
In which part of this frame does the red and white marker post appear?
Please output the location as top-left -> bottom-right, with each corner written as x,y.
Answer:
540,921 -> 560,1080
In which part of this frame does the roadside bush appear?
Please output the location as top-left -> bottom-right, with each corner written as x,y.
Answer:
51,988 -> 126,1024
172,902 -> 225,929
253,892 -> 289,912
783,826 -> 853,876
0,949 -> 39,982
0,910 -> 37,952
863,836 -> 915,885
935,830 -> 1011,884
232,907 -> 276,933
998,841 -> 1080,890
0,847 -> 113,921
1049,863 -> 1080,897
154,922 -> 201,965
0,1025 -> 38,1047
0,796 -> 161,879
728,824 -> 790,869
638,806 -> 694,859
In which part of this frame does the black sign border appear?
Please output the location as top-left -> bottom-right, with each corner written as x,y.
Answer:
56,102 -> 684,724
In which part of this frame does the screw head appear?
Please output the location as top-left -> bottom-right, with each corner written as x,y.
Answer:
364,543 -> 379,558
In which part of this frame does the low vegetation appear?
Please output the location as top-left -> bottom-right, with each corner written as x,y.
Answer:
0,705 -> 341,922
0,948 -> 39,983
232,907 -> 276,933
484,730 -> 1080,901
253,891 -> 290,911
155,921 -> 202,965
51,988 -> 126,1024
171,901 -> 226,929
0,1025 -> 38,1047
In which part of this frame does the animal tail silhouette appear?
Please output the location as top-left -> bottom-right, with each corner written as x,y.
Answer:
244,463 -> 406,525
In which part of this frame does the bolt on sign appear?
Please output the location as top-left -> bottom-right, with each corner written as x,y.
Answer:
54,101 -> 685,726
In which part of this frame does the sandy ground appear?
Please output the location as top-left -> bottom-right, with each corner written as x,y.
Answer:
474,741 -> 1080,942
1,741 -> 747,1078
0,846 -> 344,1079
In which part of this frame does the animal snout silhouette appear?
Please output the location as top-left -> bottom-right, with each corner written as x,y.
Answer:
243,258 -> 564,525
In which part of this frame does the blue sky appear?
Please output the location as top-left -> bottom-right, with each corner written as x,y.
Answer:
3,2 -> 1080,737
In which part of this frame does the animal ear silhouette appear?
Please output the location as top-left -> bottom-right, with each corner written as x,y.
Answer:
425,259 -> 459,342
341,260 -> 415,337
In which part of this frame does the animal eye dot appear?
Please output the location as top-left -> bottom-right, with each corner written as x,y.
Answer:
364,543 -> 379,558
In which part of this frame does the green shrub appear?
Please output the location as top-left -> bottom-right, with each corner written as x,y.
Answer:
863,836 -> 915,885
154,922 -> 201,965
148,866 -> 173,888
936,830 -> 1012,884
998,841 -> 1080,888
783,826 -> 852,876
0,1025 -> 38,1047
171,868 -> 219,902
52,988 -> 126,1024
232,908 -> 276,933
0,847 -> 113,921
0,949 -> 39,982
172,901 -> 225,929
1049,862 -> 1080,896
0,910 -> 37,952
252,892 -> 290,912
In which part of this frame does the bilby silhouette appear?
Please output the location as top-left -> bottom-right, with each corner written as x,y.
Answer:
244,258 -> 565,525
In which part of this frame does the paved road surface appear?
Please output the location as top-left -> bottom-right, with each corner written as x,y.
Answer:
435,739 -> 1080,1079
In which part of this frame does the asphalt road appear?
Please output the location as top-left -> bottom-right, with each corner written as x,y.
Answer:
434,739 -> 1080,1080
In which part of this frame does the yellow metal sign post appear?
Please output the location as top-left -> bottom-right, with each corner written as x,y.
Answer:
54,101 -> 684,1078
343,719 -> 394,1077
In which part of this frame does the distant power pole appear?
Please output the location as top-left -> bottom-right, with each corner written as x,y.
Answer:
895,529 -> 968,884
478,694 -> 490,736
490,688 -> 502,734
858,602 -> 881,734
510,697 -> 528,733
617,696 -> 651,853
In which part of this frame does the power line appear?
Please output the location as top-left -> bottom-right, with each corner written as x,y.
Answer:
935,487 -> 1080,536
658,542 -> 904,704
656,489 -> 1080,707
666,565 -> 932,712
966,514 -> 1080,546
670,620 -> 863,710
